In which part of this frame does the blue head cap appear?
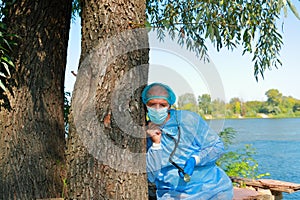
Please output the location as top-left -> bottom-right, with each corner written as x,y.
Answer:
141,82 -> 176,105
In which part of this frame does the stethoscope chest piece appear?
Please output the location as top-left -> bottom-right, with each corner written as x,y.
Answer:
184,174 -> 191,182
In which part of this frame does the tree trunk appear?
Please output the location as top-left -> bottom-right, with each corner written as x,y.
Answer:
66,0 -> 149,199
0,0 -> 72,198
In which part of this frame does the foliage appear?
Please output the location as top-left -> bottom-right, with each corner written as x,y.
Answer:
217,144 -> 270,179
243,101 -> 264,117
178,88 -> 300,119
177,93 -> 197,108
71,0 -> 299,80
293,101 -> 300,113
228,97 -> 242,115
218,127 -> 236,149
210,98 -> 226,118
265,89 -> 282,106
179,102 -> 198,113
0,3 -> 17,93
72,0 -> 81,20
217,127 -> 270,179
198,94 -> 212,115
177,93 -> 198,113
146,0 -> 300,80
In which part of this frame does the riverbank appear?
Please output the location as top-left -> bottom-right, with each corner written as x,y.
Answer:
204,113 -> 300,120
223,118 -> 300,199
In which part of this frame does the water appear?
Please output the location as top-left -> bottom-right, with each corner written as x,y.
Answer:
218,118 -> 300,200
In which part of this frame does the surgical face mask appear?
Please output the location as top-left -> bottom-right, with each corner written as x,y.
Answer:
147,106 -> 169,125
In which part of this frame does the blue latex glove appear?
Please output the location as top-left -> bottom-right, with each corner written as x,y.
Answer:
179,157 -> 196,178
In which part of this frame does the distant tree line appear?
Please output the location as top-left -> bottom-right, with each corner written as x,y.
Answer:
177,89 -> 300,119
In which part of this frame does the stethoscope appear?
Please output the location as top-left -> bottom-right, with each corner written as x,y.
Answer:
162,111 -> 191,182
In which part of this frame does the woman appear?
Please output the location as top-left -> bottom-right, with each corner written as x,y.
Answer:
143,82 -> 233,200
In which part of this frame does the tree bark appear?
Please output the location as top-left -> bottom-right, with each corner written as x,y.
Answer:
0,0 -> 72,198
66,0 -> 149,199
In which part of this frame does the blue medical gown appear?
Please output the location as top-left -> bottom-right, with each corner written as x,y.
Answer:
146,110 -> 233,200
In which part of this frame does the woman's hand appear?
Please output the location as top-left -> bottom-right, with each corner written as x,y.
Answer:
146,122 -> 162,144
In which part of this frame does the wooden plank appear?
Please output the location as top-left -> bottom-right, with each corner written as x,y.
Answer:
259,179 -> 300,191
268,187 -> 295,193
233,187 -> 262,200
230,177 -> 300,193
36,199 -> 64,200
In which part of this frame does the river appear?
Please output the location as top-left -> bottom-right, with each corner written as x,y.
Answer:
211,118 -> 300,200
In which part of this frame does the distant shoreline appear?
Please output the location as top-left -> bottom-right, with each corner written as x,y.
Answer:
204,113 -> 300,120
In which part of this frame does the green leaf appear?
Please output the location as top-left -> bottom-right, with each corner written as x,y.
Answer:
145,21 -> 152,32
1,56 -> 15,67
0,71 -> 7,77
287,0 -> 300,20
209,25 -> 215,41
195,13 -> 202,24
0,79 -> 7,92
2,37 -> 13,51
283,5 -> 288,18
1,61 -> 11,77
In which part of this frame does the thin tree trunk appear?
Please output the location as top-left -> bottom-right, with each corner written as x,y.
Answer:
66,0 -> 149,199
0,0 -> 72,198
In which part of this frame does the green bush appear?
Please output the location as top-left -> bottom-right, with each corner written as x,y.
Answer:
217,128 -> 270,179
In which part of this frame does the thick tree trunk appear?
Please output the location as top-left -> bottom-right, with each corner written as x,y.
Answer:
66,0 -> 149,199
0,0 -> 72,198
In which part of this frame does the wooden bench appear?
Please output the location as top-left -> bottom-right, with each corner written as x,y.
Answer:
231,177 -> 300,200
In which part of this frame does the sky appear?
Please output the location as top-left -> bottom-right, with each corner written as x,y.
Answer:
65,5 -> 300,103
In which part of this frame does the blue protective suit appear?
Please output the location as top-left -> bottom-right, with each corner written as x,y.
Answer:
146,109 -> 233,200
